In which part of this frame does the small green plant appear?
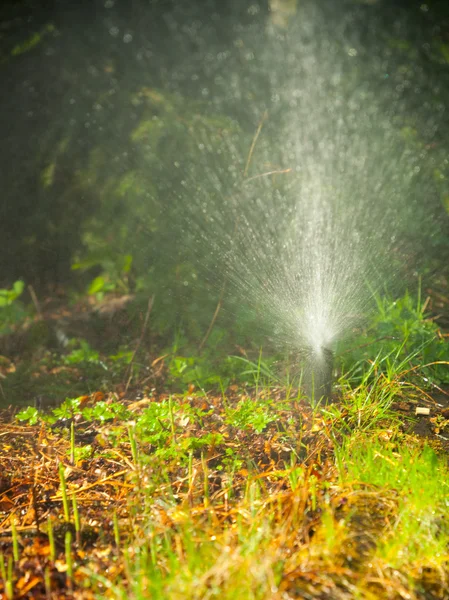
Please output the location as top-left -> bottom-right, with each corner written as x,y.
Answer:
82,401 -> 131,423
226,398 -> 275,434
135,400 -> 179,447
181,432 -> 224,452
64,339 -> 101,365
221,447 -> 244,474
72,251 -> 134,299
71,444 -> 94,463
168,354 -> 227,388
287,457 -> 305,492
17,397 -> 132,428
15,406 -> 40,425
52,397 -> 82,421
0,280 -> 28,334
165,334 -> 279,391
0,280 -> 24,307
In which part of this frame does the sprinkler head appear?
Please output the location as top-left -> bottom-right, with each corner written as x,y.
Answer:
300,345 -> 334,406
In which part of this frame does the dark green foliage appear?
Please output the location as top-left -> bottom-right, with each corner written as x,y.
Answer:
1,0 -> 448,301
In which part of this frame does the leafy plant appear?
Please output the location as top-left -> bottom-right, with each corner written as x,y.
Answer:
134,400 -> 180,449
71,444 -> 94,463
0,280 -> 28,334
226,398 -> 275,434
0,281 -> 24,307
16,396 -> 131,427
16,406 -> 40,426
82,401 -> 131,423
63,339 -> 101,365
220,447 -> 244,473
72,251 -> 134,299
180,432 -> 224,452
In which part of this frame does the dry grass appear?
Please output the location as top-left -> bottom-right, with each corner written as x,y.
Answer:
0,369 -> 448,600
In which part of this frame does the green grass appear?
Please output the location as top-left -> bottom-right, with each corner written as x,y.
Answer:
2,290 -> 449,599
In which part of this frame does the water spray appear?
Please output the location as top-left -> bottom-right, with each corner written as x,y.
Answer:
167,0 -> 445,406
299,346 -> 334,406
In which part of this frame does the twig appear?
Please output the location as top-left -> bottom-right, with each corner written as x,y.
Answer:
338,336 -> 396,355
124,295 -> 155,392
401,361 -> 449,398
200,113 -> 272,352
28,285 -> 43,320
243,168 -> 292,184
402,360 -> 449,377
243,110 -> 268,177
50,469 -> 130,500
199,281 -> 226,352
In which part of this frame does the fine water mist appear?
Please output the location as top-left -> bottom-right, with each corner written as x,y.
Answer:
161,1 -> 447,399
1,0 -> 448,403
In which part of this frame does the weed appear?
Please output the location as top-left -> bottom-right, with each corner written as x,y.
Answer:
225,397 -> 276,433
15,406 -> 40,425
16,396 -> 132,427
0,280 -> 28,335
0,280 -> 24,308
82,400 -> 131,423
72,251 -> 134,299
63,339 -> 102,365
181,431 -> 224,452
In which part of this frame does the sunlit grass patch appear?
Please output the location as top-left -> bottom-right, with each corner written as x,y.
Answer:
3,305 -> 449,599
333,435 -> 449,595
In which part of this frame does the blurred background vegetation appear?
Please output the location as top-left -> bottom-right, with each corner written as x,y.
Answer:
1,0 -> 449,405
